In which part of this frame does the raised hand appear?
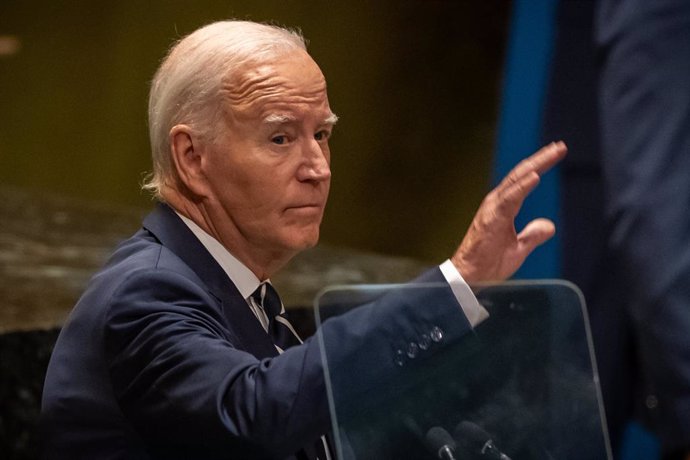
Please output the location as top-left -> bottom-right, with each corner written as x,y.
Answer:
451,141 -> 568,284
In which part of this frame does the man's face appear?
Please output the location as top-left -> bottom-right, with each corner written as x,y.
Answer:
200,49 -> 335,269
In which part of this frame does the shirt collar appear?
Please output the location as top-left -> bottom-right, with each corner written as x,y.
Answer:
175,212 -> 264,300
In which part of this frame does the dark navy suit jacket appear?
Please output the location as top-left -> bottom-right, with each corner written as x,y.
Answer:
41,203 -> 472,459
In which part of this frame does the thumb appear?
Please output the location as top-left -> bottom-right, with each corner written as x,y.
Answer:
516,218 -> 556,259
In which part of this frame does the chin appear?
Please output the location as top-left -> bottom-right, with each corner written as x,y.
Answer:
297,235 -> 319,251
272,219 -> 322,254
288,228 -> 320,251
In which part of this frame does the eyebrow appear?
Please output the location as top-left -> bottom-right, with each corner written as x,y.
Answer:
324,113 -> 339,125
262,112 -> 339,126
263,114 -> 296,124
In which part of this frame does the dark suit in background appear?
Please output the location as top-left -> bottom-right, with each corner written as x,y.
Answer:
544,1 -> 690,457
41,204 -> 471,459
596,1 -> 690,456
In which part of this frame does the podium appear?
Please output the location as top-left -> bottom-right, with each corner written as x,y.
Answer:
314,281 -> 612,459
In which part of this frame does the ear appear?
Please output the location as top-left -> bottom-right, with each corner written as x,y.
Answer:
169,124 -> 211,198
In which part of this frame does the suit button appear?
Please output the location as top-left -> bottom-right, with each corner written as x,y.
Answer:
646,394 -> 658,410
395,349 -> 405,367
407,342 -> 419,359
418,334 -> 431,350
430,326 -> 444,342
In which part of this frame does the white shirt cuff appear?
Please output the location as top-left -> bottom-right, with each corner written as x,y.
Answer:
439,259 -> 489,327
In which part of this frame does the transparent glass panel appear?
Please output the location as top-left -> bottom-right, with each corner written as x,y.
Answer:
315,281 -> 611,460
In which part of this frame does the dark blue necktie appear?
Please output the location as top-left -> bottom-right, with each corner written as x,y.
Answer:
252,282 -> 301,352
251,283 -> 330,460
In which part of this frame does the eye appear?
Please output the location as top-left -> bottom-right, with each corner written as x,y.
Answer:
271,135 -> 287,145
314,130 -> 330,141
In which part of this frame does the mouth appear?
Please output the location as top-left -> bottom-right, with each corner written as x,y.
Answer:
284,204 -> 324,216
286,204 -> 322,209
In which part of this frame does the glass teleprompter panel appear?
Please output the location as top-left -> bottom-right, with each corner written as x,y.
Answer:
314,281 -> 612,460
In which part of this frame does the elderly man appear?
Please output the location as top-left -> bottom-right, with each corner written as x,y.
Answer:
41,20 -> 566,459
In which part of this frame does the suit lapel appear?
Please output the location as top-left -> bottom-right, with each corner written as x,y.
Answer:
142,203 -> 279,360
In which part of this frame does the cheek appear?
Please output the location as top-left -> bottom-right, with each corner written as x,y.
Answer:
235,180 -> 289,226
211,163 -> 279,209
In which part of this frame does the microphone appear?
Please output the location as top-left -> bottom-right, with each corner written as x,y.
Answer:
454,421 -> 512,460
425,426 -> 457,460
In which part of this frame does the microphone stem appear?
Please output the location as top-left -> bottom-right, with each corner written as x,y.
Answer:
439,446 -> 457,460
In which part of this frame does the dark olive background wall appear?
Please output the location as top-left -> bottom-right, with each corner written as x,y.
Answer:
0,0 -> 510,262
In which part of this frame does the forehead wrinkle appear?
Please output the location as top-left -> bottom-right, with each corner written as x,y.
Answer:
222,68 -> 282,107
222,67 -> 328,109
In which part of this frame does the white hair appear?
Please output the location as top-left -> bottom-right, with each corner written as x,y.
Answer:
143,20 -> 307,198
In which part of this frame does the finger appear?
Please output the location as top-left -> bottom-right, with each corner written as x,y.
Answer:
496,171 -> 540,216
494,142 -> 566,216
494,141 -> 565,203
503,141 -> 567,186
516,218 -> 556,255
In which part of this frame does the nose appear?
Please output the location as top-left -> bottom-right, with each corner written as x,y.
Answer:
297,138 -> 331,183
